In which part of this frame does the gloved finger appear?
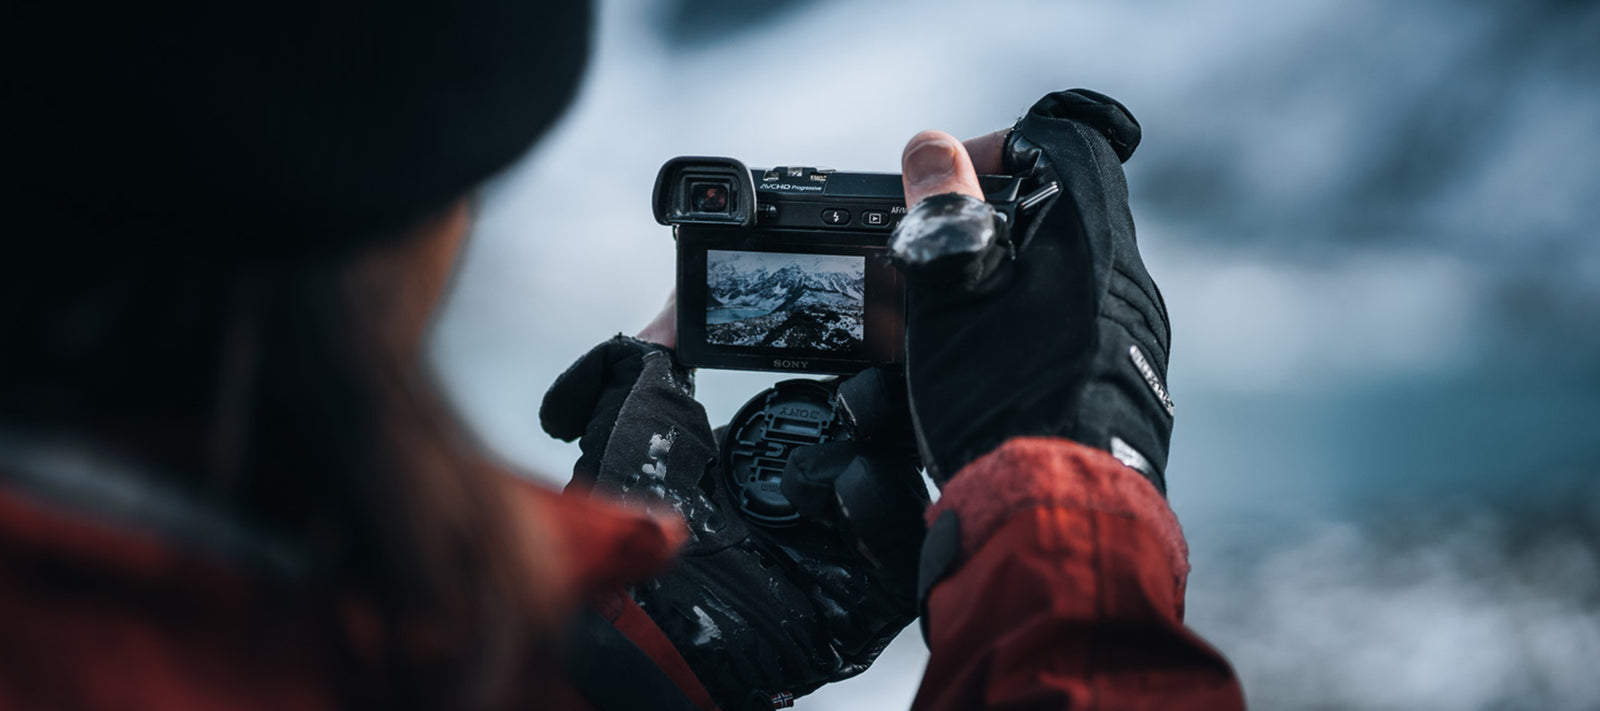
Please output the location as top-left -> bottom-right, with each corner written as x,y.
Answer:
589,347 -> 717,493
635,289 -> 677,349
778,440 -> 861,525
825,448 -> 928,595
830,451 -> 928,592
1001,89 -> 1140,263
1002,89 -> 1139,177
781,442 -> 928,590
996,89 -> 1167,376
834,366 -> 912,450
539,335 -> 652,441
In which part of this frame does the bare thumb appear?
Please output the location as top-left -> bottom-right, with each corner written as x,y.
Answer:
900,130 -> 984,206
891,131 -> 1008,288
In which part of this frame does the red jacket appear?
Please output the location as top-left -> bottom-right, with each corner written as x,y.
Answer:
0,437 -> 1243,710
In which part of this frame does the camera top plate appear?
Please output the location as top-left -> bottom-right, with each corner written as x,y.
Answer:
655,157 -> 1026,232
748,165 -> 1024,234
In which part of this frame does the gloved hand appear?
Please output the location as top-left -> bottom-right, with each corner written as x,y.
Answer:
540,336 -> 926,710
889,89 -> 1174,492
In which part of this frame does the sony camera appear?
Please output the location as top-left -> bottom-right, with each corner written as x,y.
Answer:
655,156 -> 1029,374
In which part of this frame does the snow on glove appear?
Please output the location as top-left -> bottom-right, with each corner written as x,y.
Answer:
890,89 -> 1174,492
540,337 -> 924,709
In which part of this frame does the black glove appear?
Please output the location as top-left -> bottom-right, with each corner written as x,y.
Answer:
541,336 -> 926,710
778,367 -> 928,592
889,89 -> 1174,492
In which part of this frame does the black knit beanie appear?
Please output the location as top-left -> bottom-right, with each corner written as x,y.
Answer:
14,0 -> 592,259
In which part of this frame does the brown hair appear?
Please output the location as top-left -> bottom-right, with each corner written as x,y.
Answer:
0,219 -> 558,708
9,1 -> 594,704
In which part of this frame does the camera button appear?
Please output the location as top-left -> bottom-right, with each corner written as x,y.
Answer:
821,208 -> 851,225
862,210 -> 890,227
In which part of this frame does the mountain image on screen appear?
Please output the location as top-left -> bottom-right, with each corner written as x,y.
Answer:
705,250 -> 865,351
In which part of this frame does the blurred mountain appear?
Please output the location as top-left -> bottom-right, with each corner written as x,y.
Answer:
706,260 -> 864,349
708,260 -> 864,312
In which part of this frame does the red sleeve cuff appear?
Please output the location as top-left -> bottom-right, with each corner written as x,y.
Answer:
590,587 -> 720,711
926,437 -> 1189,589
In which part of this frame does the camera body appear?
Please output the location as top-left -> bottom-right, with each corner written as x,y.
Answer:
655,156 -> 1026,374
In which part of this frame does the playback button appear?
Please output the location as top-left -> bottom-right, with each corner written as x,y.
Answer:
821,208 -> 851,225
861,210 -> 890,227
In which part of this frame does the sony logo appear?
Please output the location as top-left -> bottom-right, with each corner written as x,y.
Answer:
774,406 -> 820,419
773,359 -> 810,369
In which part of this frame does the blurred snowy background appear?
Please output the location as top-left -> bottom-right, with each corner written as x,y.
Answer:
430,0 -> 1600,708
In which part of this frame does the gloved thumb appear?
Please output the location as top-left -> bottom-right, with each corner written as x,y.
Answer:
539,335 -> 652,441
778,441 -> 861,526
781,441 -> 928,593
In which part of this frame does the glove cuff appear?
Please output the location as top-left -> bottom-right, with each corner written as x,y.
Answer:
926,437 -> 1186,578
915,436 -> 1186,645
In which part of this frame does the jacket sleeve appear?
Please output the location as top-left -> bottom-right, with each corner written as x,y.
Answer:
512,481 -> 719,710
911,437 -> 1245,711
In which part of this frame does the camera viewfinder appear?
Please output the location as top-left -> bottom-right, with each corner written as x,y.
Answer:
690,181 -> 731,213
652,157 -> 757,227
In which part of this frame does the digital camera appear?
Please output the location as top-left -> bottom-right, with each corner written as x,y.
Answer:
654,156 -> 1029,374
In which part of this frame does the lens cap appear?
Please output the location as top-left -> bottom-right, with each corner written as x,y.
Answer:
721,379 -> 855,527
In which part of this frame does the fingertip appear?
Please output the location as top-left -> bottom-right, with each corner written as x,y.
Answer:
901,130 -> 982,207
962,129 -> 1010,175
635,290 -> 677,349
901,129 -> 960,161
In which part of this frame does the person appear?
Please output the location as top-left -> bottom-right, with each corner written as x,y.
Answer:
3,2 -> 1245,710
544,94 -> 1248,710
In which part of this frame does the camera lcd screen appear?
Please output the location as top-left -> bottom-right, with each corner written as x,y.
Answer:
704,249 -> 865,353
